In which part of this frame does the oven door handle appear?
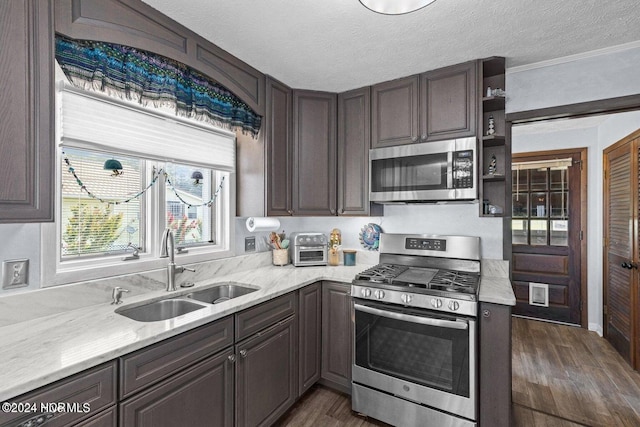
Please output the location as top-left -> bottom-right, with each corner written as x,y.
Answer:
354,303 -> 469,330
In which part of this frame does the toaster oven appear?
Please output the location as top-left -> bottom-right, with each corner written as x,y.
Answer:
290,232 -> 328,266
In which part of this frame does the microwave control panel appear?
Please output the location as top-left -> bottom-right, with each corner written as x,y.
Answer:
453,150 -> 474,189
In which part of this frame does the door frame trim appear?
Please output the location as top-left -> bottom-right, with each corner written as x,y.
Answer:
512,148 -> 588,328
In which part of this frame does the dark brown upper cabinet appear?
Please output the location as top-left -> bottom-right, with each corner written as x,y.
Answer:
371,76 -> 420,148
292,90 -> 338,216
266,77 -> 293,216
0,0 -> 54,223
420,61 -> 477,142
371,61 -> 477,149
337,87 -> 381,216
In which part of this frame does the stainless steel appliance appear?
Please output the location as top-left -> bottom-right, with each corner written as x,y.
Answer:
290,232 -> 328,266
351,233 -> 481,427
369,137 -> 476,203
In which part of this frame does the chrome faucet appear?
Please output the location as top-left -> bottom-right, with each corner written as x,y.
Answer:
160,228 -> 195,291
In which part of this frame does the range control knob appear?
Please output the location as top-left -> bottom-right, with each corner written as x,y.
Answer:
401,294 -> 412,304
374,290 -> 385,300
430,298 -> 443,308
361,288 -> 372,298
448,301 -> 460,311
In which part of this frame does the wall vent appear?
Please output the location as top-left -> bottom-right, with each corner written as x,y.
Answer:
529,283 -> 549,307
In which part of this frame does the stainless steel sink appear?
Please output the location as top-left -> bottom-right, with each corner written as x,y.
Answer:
184,282 -> 258,304
116,298 -> 207,322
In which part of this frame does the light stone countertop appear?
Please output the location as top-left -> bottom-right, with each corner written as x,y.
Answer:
0,258 -> 514,401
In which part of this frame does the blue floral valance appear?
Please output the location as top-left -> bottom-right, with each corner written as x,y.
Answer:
55,35 -> 262,138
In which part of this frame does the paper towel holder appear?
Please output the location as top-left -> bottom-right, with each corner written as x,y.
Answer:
246,217 -> 281,233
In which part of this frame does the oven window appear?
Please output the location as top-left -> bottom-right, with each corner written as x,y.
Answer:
299,250 -> 324,262
355,303 -> 470,397
371,153 -> 449,193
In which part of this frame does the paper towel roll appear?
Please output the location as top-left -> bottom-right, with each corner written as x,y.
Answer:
246,217 -> 281,232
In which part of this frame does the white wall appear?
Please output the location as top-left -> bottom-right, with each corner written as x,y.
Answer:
512,110 -> 640,335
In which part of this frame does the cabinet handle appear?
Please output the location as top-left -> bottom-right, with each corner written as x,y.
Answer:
228,354 -> 236,363
411,136 -> 419,142
339,208 -> 345,214
421,134 -> 427,141
16,413 -> 55,427
330,208 -> 336,215
240,349 -> 248,358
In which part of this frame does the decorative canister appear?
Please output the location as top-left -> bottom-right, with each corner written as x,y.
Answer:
343,249 -> 357,266
328,228 -> 341,266
272,248 -> 289,266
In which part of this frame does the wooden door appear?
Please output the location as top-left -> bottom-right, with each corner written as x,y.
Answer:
371,75 -> 419,148
0,0 -> 54,223
235,315 -> 298,427
337,87 -> 371,215
119,350 -> 234,427
420,61 -> 477,142
298,282 -> 322,396
511,148 -> 587,325
603,129 -> 640,369
265,76 -> 293,216
292,90 -> 337,215
321,281 -> 352,394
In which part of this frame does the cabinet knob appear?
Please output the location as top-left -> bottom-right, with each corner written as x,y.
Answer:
482,309 -> 491,318
330,208 -> 336,215
421,134 -> 427,141
287,209 -> 293,215
228,354 -> 236,363
240,349 -> 248,358
339,208 -> 345,214
411,136 -> 419,142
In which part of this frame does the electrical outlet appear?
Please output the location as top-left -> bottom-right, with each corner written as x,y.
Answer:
245,237 -> 256,252
2,259 -> 29,289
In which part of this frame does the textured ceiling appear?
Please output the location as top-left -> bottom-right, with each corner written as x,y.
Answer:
141,0 -> 640,92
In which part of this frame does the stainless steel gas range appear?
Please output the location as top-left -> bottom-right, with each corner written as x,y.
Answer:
351,233 -> 481,427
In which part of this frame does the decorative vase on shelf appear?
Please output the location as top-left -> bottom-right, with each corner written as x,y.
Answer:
487,115 -> 495,136
488,154 -> 497,175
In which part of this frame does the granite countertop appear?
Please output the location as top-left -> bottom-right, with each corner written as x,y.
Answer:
0,260 -> 514,401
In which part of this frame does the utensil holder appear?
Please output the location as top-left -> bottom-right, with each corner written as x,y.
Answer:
272,248 -> 289,266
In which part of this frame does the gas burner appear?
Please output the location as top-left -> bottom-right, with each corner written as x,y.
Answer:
355,264 -> 408,282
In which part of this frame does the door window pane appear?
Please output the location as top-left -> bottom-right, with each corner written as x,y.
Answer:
550,169 -> 569,191
512,169 -> 528,193
530,220 -> 548,246
531,193 -> 547,217
512,220 -> 528,245
550,192 -> 568,218
550,220 -> 569,246
530,169 -> 547,191
512,194 -> 528,218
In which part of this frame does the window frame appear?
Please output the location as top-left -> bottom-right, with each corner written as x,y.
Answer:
42,81 -> 236,287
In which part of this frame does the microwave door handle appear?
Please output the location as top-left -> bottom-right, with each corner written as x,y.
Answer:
354,303 -> 469,330
447,151 -> 454,189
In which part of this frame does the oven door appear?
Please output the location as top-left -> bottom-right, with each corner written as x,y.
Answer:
352,300 -> 476,420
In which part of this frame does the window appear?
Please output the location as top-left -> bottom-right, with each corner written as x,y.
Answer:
42,82 -> 236,287
511,159 -> 572,247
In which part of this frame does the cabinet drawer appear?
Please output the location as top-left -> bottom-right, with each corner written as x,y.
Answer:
120,316 -> 233,399
0,362 -> 116,427
77,406 -> 117,427
235,292 -> 297,341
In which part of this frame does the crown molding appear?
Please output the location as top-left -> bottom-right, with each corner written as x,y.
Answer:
507,40 -> 640,75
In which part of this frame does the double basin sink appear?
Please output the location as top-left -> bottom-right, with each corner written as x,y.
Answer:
116,282 -> 258,322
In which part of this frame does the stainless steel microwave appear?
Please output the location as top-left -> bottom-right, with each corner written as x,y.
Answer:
369,137 -> 477,203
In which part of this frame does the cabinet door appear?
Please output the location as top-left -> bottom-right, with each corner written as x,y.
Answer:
420,61 -> 477,142
321,281 -> 352,394
299,283 -> 322,396
120,348 -> 235,427
236,315 -> 298,427
0,0 -> 54,222
292,90 -> 337,216
265,76 -> 293,216
337,87 -> 372,216
371,76 -> 419,148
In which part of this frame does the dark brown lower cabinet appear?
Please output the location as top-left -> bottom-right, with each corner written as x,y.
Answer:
235,315 -> 298,427
78,407 -> 117,427
321,281 -> 352,394
298,282 -> 322,396
479,302 -> 512,427
119,348 -> 234,427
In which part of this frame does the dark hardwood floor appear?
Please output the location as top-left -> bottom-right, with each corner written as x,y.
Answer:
279,317 -> 640,426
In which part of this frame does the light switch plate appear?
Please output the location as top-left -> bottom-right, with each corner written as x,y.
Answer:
245,237 -> 256,252
2,259 -> 29,289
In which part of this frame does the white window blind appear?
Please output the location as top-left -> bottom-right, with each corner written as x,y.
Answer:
59,82 -> 236,171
